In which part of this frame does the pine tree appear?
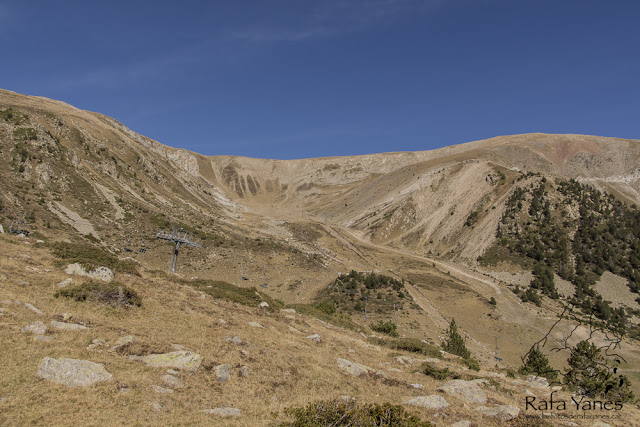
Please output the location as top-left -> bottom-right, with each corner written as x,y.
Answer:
442,318 -> 470,359
564,340 -> 634,402
518,346 -> 558,382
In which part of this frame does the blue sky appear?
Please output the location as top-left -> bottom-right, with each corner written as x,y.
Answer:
1,0 -> 639,159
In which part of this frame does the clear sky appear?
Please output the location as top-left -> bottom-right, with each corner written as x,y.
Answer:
1,0 -> 638,159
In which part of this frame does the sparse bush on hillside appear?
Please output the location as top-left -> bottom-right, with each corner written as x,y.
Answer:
367,337 -> 441,358
188,279 -> 282,310
281,399 -> 432,427
370,320 -> 399,337
55,281 -> 141,307
421,363 -> 459,380
51,242 -> 138,275
442,318 -> 471,359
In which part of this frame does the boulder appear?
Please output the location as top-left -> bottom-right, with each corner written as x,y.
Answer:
258,301 -> 269,308
248,321 -> 264,328
35,357 -> 112,387
280,308 -> 296,314
140,351 -> 202,371
21,321 -> 47,335
475,405 -> 520,421
223,336 -> 245,345
437,380 -> 487,404
50,321 -> 87,331
306,334 -> 321,343
405,395 -> 450,410
204,407 -> 241,417
213,364 -> 230,382
65,263 -> 114,282
337,358 -> 373,376
238,366 -> 249,377
526,375 -> 550,389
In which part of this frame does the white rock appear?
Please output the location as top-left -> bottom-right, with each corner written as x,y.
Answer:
258,301 -> 269,308
50,321 -> 88,331
140,351 -> 202,371
239,366 -> 249,377
213,364 -> 230,382
280,308 -> 296,314
21,321 -> 48,335
150,401 -> 163,411
35,357 -> 112,387
337,358 -> 373,376
405,395 -> 450,410
475,405 -> 520,421
306,334 -> 321,343
437,380 -> 487,404
248,321 -> 264,328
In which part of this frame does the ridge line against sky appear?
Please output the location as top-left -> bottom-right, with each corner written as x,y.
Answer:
0,0 -> 639,160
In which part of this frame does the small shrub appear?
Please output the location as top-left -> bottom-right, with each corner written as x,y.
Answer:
462,357 -> 481,371
367,337 -> 441,358
281,399 -> 432,426
489,297 -> 497,306
370,320 -> 399,337
422,363 -> 459,380
55,281 -> 141,307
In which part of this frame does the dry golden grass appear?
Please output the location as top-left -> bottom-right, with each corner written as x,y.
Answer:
1,235 -> 640,426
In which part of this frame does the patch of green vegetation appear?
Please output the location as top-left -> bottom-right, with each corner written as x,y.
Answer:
367,337 -> 441,358
51,242 -> 138,275
1,108 -> 28,125
13,127 -> 38,141
280,399 -> 432,427
421,363 -> 459,380
187,279 -> 283,311
287,303 -> 364,333
370,320 -> 399,337
315,270 -> 410,316
55,281 -> 141,307
464,210 -> 479,227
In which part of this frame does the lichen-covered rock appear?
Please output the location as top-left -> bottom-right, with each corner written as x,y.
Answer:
406,395 -> 450,410
337,358 -> 373,376
437,380 -> 487,404
140,351 -> 202,371
475,405 -> 520,421
65,263 -> 114,282
35,357 -> 112,387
